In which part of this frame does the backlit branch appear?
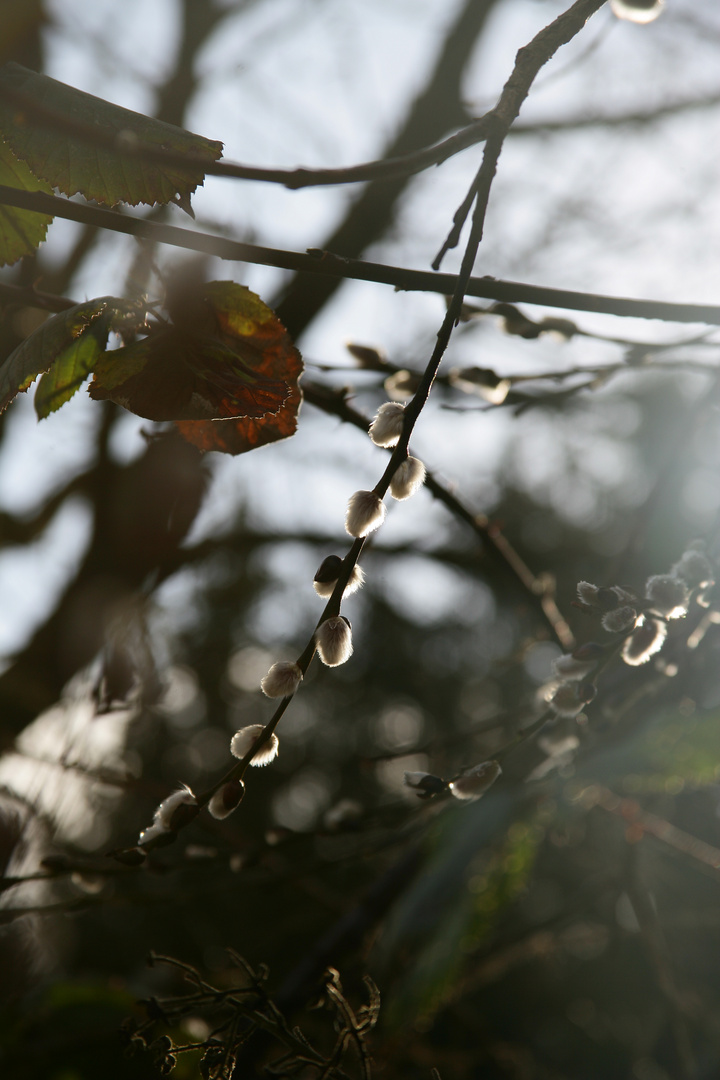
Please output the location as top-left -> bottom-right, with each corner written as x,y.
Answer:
2,188 -> 720,326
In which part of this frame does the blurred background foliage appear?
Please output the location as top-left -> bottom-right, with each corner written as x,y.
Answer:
2,0 -> 720,1078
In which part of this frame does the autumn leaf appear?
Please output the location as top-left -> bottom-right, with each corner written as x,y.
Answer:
0,62 -> 223,209
89,331 -> 291,422
0,134 -> 52,266
91,281 -> 303,454
172,280 -> 304,454
176,381 -> 303,455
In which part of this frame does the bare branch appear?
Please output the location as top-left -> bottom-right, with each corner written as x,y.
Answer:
3,190 -> 718,326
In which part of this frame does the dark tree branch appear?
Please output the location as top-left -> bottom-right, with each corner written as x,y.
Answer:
2,191 -> 720,326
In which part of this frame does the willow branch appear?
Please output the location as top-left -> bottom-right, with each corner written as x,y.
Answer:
303,383 -> 573,648
434,0 -> 608,267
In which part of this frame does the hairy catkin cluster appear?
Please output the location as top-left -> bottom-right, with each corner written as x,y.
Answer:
573,542 -> 715,680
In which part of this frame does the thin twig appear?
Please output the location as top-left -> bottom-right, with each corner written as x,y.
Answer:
434,0 -> 608,268
2,189 -> 720,325
3,69 -> 718,190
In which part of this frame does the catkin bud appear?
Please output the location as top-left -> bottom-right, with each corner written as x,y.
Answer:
260,661 -> 302,699
577,681 -> 597,705
346,343 -> 386,369
208,779 -> 245,819
645,574 -> 688,619
230,724 -> 279,766
315,616 -> 353,666
384,370 -> 420,400
153,785 -> 197,830
610,0 -> 664,24
313,556 -> 365,598
390,457 -> 426,501
580,582 -> 635,612
577,581 -> 600,606
671,548 -> 714,589
622,616 -> 667,666
368,401 -> 406,447
345,490 -> 386,538
548,683 -> 585,718
138,821 -> 172,849
601,606 -> 638,633
448,367 -> 511,405
449,760 -> 501,802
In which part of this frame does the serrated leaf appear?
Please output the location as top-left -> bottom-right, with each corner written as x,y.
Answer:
0,296 -> 144,413
90,281 -> 303,454
34,330 -> 103,418
173,281 -> 304,455
90,331 -> 291,422
0,62 -> 223,208
175,382 -> 302,455
0,134 -> 51,265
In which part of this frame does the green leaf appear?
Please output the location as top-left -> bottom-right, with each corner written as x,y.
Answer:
34,329 -> 104,418
0,134 -> 52,265
0,296 -> 143,413
0,62 -> 223,208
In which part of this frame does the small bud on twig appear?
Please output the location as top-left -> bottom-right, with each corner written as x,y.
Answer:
610,0 -> 664,24
671,547 -> 714,589
138,821 -> 175,849
548,683 -> 586,718
209,779 -> 246,819
577,581 -> 600,606
384,370 -> 420,400
390,457 -> 426,501
368,401 -> 406,447
313,555 -> 365,598
346,343 -> 387,369
316,616 -> 353,666
230,724 -> 279,766
345,490 -> 386,537
449,760 -> 501,802
577,582 -> 635,611
154,785 -> 197,829
622,616 -> 667,666
601,605 -> 638,633
137,785 -> 198,848
260,661 -> 303,699
644,574 -> 688,619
